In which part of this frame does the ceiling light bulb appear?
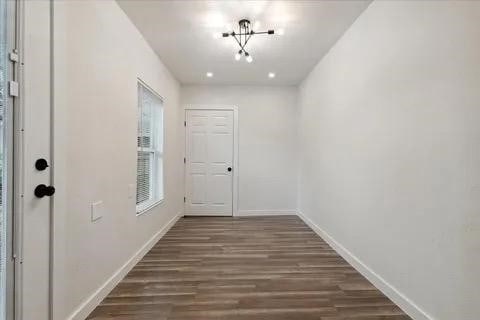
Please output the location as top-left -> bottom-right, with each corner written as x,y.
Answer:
277,28 -> 285,36
206,72 -> 213,77
245,54 -> 253,63
235,51 -> 242,61
268,72 -> 276,78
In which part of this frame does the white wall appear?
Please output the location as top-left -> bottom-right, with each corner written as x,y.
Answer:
298,1 -> 480,320
52,1 -> 184,319
181,86 -> 298,214
47,1 -> 480,319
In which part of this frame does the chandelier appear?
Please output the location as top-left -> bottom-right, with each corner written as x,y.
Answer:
221,19 -> 275,63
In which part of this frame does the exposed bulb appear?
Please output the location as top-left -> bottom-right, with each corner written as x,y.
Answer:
277,28 -> 285,36
245,54 -> 253,63
235,51 -> 242,61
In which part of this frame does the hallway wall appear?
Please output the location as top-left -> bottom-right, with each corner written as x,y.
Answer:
297,1 -> 480,319
52,1 -> 184,319
181,85 -> 298,214
48,1 -> 480,319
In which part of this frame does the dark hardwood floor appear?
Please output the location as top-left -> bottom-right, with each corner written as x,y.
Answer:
87,216 -> 411,320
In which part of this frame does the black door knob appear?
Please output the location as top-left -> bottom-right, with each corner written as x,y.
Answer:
34,184 -> 56,198
35,158 -> 49,171
227,167 -> 232,172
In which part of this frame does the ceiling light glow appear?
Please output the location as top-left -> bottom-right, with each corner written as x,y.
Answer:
245,53 -> 253,63
235,50 -> 242,61
206,12 -> 226,28
206,72 -> 213,77
268,72 -> 276,78
277,28 -> 285,36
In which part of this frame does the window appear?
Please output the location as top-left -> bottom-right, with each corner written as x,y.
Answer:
136,81 -> 164,213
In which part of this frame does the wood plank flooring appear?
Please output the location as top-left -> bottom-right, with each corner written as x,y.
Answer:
87,216 -> 411,320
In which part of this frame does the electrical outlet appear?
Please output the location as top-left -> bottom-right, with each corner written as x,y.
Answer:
91,201 -> 103,222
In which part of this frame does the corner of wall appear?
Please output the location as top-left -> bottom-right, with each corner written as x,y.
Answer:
296,211 -> 434,320
66,211 -> 183,320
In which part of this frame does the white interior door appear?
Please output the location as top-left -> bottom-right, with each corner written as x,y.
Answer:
185,109 -> 234,216
0,1 -> 51,319
20,1 -> 53,319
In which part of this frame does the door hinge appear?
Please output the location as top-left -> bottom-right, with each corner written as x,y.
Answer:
9,51 -> 19,63
184,121 -> 186,127
183,157 -> 186,164
8,81 -> 19,97
183,197 -> 186,203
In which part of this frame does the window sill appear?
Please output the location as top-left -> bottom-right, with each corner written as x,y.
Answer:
136,199 -> 165,217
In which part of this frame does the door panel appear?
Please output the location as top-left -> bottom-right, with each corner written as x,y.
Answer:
191,132 -> 207,161
185,110 -> 233,216
21,1 -> 53,319
191,174 -> 206,204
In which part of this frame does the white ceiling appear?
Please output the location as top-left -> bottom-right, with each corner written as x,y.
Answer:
117,0 -> 371,86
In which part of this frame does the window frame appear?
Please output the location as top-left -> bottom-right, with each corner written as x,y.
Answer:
136,79 -> 165,215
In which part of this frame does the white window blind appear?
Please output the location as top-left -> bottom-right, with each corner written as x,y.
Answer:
136,82 -> 164,212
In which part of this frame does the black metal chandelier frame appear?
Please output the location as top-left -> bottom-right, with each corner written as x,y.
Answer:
222,19 -> 274,62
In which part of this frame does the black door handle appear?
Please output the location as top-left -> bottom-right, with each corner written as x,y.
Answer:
227,167 -> 232,172
35,158 -> 49,171
34,184 -> 55,198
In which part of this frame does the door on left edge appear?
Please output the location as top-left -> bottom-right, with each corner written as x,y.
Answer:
0,1 -> 54,319
21,0 -> 55,319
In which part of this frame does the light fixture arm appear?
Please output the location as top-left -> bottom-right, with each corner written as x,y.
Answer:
221,19 -> 274,60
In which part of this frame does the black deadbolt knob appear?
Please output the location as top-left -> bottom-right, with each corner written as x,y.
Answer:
34,184 -> 55,198
35,158 -> 49,171
227,167 -> 232,172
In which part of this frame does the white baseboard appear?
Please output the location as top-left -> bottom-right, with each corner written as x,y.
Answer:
297,211 -> 434,320
236,209 -> 297,217
67,211 -> 183,320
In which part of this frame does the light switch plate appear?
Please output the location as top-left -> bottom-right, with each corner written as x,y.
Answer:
91,201 -> 103,222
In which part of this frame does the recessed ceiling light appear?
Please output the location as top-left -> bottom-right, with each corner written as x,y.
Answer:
206,72 -> 213,77
268,72 -> 276,78
277,28 -> 285,36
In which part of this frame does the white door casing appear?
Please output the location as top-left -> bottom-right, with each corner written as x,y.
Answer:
185,109 -> 235,216
1,0 -> 18,318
